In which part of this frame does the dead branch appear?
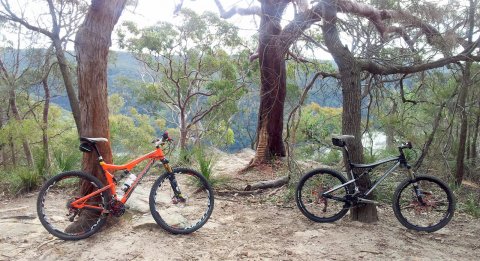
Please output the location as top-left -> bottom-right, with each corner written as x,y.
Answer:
244,176 -> 289,191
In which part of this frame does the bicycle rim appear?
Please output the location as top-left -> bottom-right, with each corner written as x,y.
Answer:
149,168 -> 214,234
37,172 -> 108,240
296,169 -> 350,222
394,176 -> 455,232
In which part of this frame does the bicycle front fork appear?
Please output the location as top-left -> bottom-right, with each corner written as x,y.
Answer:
407,169 -> 426,204
161,159 -> 185,203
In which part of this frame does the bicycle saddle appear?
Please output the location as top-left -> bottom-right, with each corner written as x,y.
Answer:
332,135 -> 355,147
80,137 -> 109,143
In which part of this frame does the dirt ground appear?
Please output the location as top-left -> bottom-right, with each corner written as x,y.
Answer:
1,149 -> 479,261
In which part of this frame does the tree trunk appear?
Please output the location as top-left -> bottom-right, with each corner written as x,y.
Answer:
471,109 -> 479,168
8,90 -> 34,167
42,78 -> 52,176
385,101 -> 397,149
75,0 -> 126,185
179,112 -> 188,150
0,107 -> 4,169
251,0 -> 288,165
322,0 -> 377,223
414,103 -> 445,170
10,139 -> 16,167
52,39 -> 82,135
455,61 -> 471,186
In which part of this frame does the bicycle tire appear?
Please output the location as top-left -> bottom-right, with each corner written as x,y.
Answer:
37,171 -> 109,240
393,175 -> 455,232
296,168 -> 352,222
149,168 -> 214,234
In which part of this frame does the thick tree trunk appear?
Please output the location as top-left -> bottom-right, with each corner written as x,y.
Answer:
52,39 -> 81,135
322,0 -> 377,223
42,78 -> 51,175
8,90 -> 34,167
75,0 -> 126,185
252,0 -> 288,165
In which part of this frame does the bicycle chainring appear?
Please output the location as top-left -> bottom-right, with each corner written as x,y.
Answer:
109,199 -> 126,217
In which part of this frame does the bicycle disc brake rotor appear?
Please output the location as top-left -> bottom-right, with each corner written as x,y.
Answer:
410,191 -> 437,214
313,186 -> 329,213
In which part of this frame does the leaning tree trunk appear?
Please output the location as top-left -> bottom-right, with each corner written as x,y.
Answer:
322,0 -> 377,223
41,78 -> 52,175
52,38 -> 82,135
251,0 -> 288,165
75,0 -> 126,185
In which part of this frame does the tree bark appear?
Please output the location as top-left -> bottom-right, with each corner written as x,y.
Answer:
455,61 -> 471,186
251,0 -> 288,165
0,107 -> 4,169
414,103 -> 446,170
52,39 -> 81,135
322,0 -> 377,223
41,78 -> 51,175
8,90 -> 34,167
455,0 -> 476,186
75,0 -> 126,185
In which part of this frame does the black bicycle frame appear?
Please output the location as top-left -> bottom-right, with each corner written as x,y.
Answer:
323,151 -> 415,201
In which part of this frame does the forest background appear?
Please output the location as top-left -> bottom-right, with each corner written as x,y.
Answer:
0,0 -> 479,222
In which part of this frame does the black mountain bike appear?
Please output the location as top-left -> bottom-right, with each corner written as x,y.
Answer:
295,135 -> 455,232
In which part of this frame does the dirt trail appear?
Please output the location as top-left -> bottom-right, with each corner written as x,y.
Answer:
1,150 -> 479,260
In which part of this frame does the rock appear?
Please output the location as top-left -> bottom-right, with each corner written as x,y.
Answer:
125,186 -> 151,214
132,214 -> 157,230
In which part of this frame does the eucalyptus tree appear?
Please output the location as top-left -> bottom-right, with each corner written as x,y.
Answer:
176,0 -> 480,222
118,9 -> 247,149
0,26 -> 40,168
75,0 -> 126,184
0,0 -> 89,135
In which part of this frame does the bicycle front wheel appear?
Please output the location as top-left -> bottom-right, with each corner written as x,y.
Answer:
295,168 -> 351,222
393,175 -> 455,232
36,171 -> 109,240
149,168 -> 214,234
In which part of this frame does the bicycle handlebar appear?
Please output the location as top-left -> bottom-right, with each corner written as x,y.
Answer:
152,131 -> 173,147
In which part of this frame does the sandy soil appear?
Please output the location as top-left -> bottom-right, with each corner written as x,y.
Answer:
1,149 -> 479,261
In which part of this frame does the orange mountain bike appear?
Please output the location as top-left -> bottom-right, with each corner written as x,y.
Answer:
37,132 -> 214,240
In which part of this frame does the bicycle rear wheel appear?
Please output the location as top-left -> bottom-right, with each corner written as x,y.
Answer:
295,168 -> 351,222
393,175 -> 455,232
37,171 -> 109,240
149,168 -> 214,234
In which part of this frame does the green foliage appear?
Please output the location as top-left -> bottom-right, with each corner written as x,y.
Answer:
320,149 -> 341,166
0,167 -> 41,195
53,149 -> 81,173
118,8 -> 247,149
460,194 -> 480,218
108,94 -> 157,156
193,145 -> 229,188
296,102 -> 342,162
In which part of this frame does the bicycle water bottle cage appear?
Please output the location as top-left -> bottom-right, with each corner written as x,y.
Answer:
332,135 -> 355,147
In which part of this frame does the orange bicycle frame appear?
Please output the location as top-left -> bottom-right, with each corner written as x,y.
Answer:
70,146 -> 172,211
